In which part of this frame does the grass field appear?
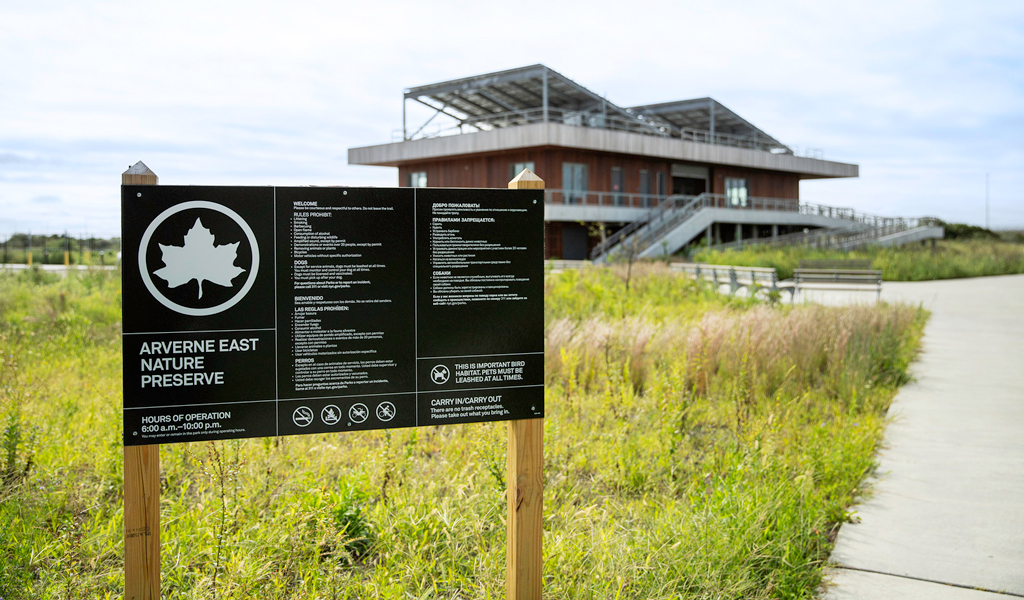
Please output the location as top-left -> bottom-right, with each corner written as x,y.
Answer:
694,239 -> 1024,281
1,266 -> 926,599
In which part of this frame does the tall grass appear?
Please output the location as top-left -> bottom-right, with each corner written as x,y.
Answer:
695,239 -> 1024,281
545,262 -> 750,322
0,267 -> 925,599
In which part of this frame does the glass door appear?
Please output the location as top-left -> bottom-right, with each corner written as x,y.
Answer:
639,170 -> 652,207
562,163 -> 588,204
612,167 -> 624,206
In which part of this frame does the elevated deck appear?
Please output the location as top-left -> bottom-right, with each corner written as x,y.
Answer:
350,122 -> 858,180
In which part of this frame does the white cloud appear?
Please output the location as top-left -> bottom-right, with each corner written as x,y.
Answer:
0,0 -> 1022,235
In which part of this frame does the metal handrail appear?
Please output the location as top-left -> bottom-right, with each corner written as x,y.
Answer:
707,217 -> 943,253
675,127 -> 792,154
402,106 -> 798,154
543,189 -> 669,209
794,203 -> 938,230
590,191 -> 942,260
622,196 -> 715,257
588,194 -> 707,259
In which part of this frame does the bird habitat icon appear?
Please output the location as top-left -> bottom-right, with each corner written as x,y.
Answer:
138,200 -> 260,316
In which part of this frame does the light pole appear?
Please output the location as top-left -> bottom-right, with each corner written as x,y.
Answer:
985,173 -> 990,230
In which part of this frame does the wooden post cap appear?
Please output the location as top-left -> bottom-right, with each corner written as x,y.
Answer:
509,169 -> 544,190
123,161 -> 158,185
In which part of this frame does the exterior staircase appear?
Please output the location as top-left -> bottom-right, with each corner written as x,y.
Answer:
590,193 -> 943,261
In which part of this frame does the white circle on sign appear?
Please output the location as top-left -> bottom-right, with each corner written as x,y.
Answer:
349,403 -> 369,424
292,406 -> 313,427
138,200 -> 260,316
430,364 -> 450,384
376,401 -> 396,422
321,405 -> 341,425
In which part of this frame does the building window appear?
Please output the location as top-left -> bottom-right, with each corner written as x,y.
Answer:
611,166 -> 625,206
510,162 -> 535,181
409,171 -> 427,188
725,178 -> 748,207
639,169 -> 652,207
656,171 -> 665,203
562,162 -> 588,204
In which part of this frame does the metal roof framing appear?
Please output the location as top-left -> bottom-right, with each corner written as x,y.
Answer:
399,65 -> 793,154
402,64 -> 667,140
628,98 -> 787,150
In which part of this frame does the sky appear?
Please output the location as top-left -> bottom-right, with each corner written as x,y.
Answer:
1,0 -> 1022,238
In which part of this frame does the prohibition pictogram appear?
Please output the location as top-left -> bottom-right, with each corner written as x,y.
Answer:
321,405 -> 341,425
376,401 -> 396,422
349,403 -> 369,424
292,406 -> 313,427
430,364 -> 450,384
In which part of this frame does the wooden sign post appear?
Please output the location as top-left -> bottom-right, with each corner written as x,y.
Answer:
122,162 -> 161,600
507,169 -> 544,600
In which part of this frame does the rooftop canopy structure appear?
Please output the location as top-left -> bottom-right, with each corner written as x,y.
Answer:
628,99 -> 789,154
402,64 -> 791,154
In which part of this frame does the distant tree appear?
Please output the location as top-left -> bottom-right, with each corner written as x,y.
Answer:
936,220 -> 1000,240
609,233 -> 644,292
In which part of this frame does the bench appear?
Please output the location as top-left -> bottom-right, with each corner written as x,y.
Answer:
793,259 -> 882,300
670,262 -> 792,298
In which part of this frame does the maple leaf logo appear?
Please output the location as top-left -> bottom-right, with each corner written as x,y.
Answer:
153,218 -> 246,299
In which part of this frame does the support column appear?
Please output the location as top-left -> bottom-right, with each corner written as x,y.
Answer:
735,223 -> 743,244
772,224 -> 779,238
709,100 -> 716,143
706,225 -> 712,247
714,223 -> 721,245
752,224 -> 759,240
542,68 -> 549,123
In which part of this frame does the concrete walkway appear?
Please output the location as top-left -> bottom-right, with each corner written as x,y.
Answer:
805,274 -> 1024,598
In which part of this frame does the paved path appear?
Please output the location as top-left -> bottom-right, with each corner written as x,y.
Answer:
806,275 -> 1024,598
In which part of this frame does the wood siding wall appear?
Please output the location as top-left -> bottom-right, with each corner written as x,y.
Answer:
398,149 -> 669,195
397,149 -> 801,201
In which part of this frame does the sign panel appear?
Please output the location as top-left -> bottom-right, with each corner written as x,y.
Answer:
122,186 -> 544,446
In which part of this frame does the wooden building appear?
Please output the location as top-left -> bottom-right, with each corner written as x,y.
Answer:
350,65 -> 859,260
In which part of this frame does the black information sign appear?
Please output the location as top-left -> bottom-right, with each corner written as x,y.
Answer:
121,186 -> 544,446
